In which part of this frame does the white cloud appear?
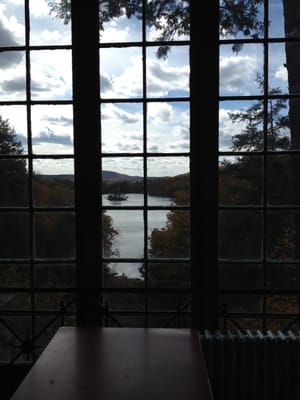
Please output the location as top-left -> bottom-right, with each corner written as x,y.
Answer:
0,8 -> 24,44
274,64 -> 288,82
219,107 -> 248,151
29,0 -> 51,17
220,55 -> 258,93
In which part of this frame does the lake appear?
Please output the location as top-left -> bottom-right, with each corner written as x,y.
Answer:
103,193 -> 173,278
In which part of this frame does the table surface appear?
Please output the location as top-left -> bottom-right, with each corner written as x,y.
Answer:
11,327 -> 213,400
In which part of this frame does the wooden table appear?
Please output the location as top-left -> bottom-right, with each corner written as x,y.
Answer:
11,327 -> 213,400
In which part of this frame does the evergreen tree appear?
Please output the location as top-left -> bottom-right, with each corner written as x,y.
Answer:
0,116 -> 28,206
0,116 -> 29,259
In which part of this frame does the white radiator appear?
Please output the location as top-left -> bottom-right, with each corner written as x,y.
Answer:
200,330 -> 300,400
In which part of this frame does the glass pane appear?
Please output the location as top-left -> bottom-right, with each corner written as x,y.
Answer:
0,264 -> 30,288
146,0 -> 190,42
269,0 -> 285,38
101,103 -> 143,154
100,0 -> 143,43
219,0 -> 264,40
268,43 -> 288,94
147,157 -> 189,206
218,263 -> 263,290
31,104 -> 73,155
30,0 -> 71,45
30,50 -> 72,100
35,263 -> 76,288
220,44 -> 264,97
219,156 -> 263,205
148,293 -> 190,311
34,212 -> 75,259
148,263 -> 190,288
219,100 -> 264,152
219,210 -> 262,260
147,101 -> 190,153
267,154 -> 300,205
0,51 -> 26,101
148,210 -> 190,259
100,47 -> 142,99
103,293 -> 144,311
267,211 -> 300,261
0,159 -> 29,207
267,97 -> 290,149
146,46 -> 190,98
103,210 -> 144,259
0,212 -> 29,259
0,1 -> 25,46
0,105 -> 28,154
266,264 -> 300,290
33,159 -> 74,207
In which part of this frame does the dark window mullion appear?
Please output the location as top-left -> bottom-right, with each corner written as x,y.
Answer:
71,0 -> 102,326
191,0 -> 219,329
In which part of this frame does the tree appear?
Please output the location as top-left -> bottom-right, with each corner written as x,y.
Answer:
48,0 -> 300,329
0,116 -> 27,206
141,191 -> 190,284
48,0 -> 188,58
0,114 -> 117,279
229,74 -> 290,152
48,0 -> 265,58
0,116 -> 29,259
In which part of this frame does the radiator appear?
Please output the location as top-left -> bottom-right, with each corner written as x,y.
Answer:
200,330 -> 300,400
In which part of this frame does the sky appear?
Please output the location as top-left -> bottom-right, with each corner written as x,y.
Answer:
0,0 -> 290,175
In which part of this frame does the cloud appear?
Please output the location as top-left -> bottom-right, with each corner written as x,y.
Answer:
274,64 -> 288,81
0,16 -> 18,47
168,141 -> 189,151
148,144 -> 159,152
100,74 -> 114,93
219,107 -> 247,151
102,103 -> 140,124
150,104 -> 173,122
147,59 -> 189,96
220,55 -> 257,93
29,0 -> 52,17
172,125 -> 189,140
149,61 -> 185,83
33,128 -> 72,146
45,116 -> 73,127
0,76 -> 25,93
116,142 -> 141,152
0,49 -> 23,69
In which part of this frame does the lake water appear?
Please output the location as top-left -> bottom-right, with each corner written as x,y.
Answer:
103,193 -> 173,278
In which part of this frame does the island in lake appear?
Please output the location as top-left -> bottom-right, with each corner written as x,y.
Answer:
107,193 -> 128,201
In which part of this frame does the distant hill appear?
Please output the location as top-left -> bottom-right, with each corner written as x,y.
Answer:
102,171 -> 143,182
36,171 -> 188,183
36,170 -> 143,182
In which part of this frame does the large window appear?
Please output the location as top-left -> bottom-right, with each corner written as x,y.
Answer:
1,0 -> 300,366
218,0 -> 300,332
0,0 -> 195,363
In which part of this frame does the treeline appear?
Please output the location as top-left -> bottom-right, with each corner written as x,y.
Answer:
102,172 -> 189,198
